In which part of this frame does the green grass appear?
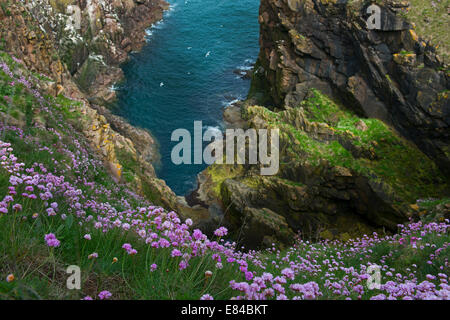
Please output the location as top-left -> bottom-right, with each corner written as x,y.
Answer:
1,196 -> 448,300
0,204 -> 244,299
259,229 -> 449,300
405,0 -> 450,63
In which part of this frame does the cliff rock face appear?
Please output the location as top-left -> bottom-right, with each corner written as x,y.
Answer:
250,0 -> 449,177
22,0 -> 169,103
195,90 -> 448,249
191,0 -> 450,248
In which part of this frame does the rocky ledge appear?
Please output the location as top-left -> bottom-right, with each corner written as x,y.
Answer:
185,0 -> 450,248
188,0 -> 450,248
193,89 -> 449,249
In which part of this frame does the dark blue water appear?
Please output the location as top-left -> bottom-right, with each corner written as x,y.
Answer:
115,0 -> 260,195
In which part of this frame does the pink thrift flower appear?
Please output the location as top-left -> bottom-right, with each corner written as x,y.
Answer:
98,290 -> 112,300
214,227 -> 228,237
171,249 -> 182,257
281,268 -> 295,280
44,233 -> 60,247
88,252 -> 98,259
179,260 -> 188,270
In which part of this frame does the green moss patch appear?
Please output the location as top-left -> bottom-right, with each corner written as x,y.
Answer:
245,89 -> 448,202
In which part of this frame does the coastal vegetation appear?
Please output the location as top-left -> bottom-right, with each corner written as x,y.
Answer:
0,0 -> 449,300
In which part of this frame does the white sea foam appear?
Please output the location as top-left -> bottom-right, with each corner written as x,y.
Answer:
222,98 -> 242,108
144,3 -> 177,41
203,126 -> 223,136
109,84 -> 119,92
237,65 -> 253,71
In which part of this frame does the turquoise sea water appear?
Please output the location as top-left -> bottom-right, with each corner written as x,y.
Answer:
115,0 -> 260,195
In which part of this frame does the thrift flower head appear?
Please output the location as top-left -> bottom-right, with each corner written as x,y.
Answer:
88,252 -> 98,259
200,294 -> 214,300
122,243 -> 137,255
281,268 -> 295,280
179,260 -> 188,270
98,290 -> 112,300
214,227 -> 228,237
171,249 -> 182,257
44,233 -> 60,247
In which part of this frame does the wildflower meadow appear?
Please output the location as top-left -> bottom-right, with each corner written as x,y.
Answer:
0,50 -> 449,301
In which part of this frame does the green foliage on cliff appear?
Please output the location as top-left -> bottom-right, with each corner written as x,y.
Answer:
244,89 -> 448,202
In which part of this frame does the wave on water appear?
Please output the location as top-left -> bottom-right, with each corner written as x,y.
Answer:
222,96 -> 244,108
238,59 -> 255,70
145,3 -> 178,39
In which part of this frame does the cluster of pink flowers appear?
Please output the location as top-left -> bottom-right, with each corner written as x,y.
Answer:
98,290 -> 112,300
122,243 -> 138,255
44,233 -> 60,248
82,290 -> 112,300
214,227 -> 228,237
1,126 -> 449,300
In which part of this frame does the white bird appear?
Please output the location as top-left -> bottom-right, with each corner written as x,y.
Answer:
160,82 -> 164,87
205,51 -> 211,58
